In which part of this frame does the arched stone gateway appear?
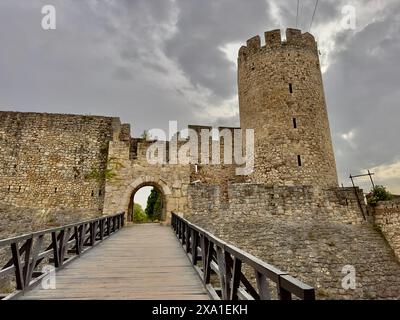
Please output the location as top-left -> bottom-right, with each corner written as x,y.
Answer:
123,177 -> 171,222
103,139 -> 190,224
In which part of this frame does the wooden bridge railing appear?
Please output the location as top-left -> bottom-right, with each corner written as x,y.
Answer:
0,212 -> 125,299
171,212 -> 315,300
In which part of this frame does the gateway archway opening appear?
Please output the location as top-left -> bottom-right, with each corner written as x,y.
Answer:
127,184 -> 165,223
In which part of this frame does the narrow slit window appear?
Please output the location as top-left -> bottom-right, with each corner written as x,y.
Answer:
99,190 -> 102,196
297,155 -> 302,167
293,118 -> 297,128
54,187 -> 58,193
289,83 -> 293,93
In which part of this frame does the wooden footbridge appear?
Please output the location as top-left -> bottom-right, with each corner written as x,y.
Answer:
0,213 -> 315,300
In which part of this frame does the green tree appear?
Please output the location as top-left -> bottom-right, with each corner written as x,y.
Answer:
145,188 -> 162,221
132,203 -> 148,223
367,185 -> 393,206
153,193 -> 162,220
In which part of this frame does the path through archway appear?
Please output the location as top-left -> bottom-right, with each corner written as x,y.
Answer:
126,182 -> 167,223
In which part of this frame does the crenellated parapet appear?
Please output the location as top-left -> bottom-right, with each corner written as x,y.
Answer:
239,28 -> 317,61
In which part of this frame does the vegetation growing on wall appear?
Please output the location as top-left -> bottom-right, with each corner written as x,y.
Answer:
86,157 -> 124,182
140,130 -> 151,140
367,185 -> 393,206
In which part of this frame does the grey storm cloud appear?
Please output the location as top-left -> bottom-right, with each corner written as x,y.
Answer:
164,0 -> 270,101
324,1 -> 400,189
0,0 -> 399,192
266,0 -> 340,30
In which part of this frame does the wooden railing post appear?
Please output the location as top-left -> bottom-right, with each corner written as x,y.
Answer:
182,222 -> 186,246
278,286 -> 292,300
51,231 -> 60,268
100,219 -> 104,241
255,270 -> 271,300
216,245 -> 228,300
230,257 -> 242,300
90,222 -> 96,246
121,214 -> 125,228
201,236 -> 212,284
21,238 -> 33,287
191,229 -> 199,265
107,217 -> 111,236
185,226 -> 191,254
26,235 -> 44,286
10,242 -> 24,290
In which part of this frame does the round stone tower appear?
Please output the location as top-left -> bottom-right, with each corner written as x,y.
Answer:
238,28 -> 338,187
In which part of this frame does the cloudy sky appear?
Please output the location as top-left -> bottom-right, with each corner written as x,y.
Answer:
0,0 -> 399,194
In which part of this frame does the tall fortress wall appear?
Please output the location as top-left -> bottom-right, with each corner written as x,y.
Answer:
0,111 -> 118,211
238,28 -> 338,187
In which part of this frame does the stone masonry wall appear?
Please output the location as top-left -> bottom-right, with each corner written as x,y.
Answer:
188,183 -> 366,224
188,125 -> 246,195
0,111 -> 118,211
238,29 -> 338,187
371,198 -> 400,261
185,183 -> 400,299
0,203 -> 100,240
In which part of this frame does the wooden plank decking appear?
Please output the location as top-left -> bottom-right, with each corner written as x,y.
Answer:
19,224 -> 210,300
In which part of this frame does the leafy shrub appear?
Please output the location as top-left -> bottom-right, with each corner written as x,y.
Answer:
367,185 -> 393,206
132,203 -> 149,223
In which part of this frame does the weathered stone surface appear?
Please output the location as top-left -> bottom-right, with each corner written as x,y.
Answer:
0,203 -> 100,239
186,183 -> 400,299
371,198 -> 400,261
0,111 -> 117,211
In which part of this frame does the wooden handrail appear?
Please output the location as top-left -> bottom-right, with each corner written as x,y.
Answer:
171,212 -> 315,300
0,212 -> 125,300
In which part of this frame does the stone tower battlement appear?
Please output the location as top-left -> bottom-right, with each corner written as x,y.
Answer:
238,28 -> 338,187
239,28 -> 317,60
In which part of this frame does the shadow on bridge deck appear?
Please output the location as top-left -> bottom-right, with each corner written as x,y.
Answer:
18,224 -> 210,300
